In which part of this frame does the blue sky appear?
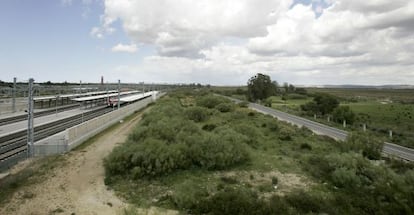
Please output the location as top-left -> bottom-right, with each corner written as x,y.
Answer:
1,0 -> 413,85
0,0 -> 152,83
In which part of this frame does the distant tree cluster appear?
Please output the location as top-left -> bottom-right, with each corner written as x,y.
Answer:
246,73 -> 307,103
301,93 -> 339,115
247,73 -> 276,102
301,93 -> 356,124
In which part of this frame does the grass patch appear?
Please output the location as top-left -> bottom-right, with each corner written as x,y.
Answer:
0,155 -> 66,206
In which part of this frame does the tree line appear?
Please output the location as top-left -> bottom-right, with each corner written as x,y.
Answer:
247,73 -> 355,125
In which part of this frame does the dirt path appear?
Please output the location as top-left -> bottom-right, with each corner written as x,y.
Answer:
0,112 -> 144,215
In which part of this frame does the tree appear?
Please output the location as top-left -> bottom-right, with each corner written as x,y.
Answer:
247,73 -> 276,102
283,82 -> 289,93
288,84 -> 295,93
314,94 -> 339,115
272,81 -> 280,95
295,88 -> 307,95
333,106 -> 356,124
301,93 -> 339,115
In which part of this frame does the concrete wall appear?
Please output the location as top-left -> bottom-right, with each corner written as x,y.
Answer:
34,94 -> 161,156
67,96 -> 152,150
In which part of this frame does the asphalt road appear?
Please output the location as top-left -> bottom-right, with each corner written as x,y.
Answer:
225,96 -> 414,162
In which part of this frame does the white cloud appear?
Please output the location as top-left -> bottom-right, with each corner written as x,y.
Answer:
97,0 -> 414,85
100,0 -> 292,57
111,43 -> 138,53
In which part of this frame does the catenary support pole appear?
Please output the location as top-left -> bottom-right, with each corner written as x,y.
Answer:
117,79 -> 120,110
27,78 -> 34,157
12,77 -> 16,113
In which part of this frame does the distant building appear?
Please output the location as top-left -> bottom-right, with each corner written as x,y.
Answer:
101,76 -> 104,85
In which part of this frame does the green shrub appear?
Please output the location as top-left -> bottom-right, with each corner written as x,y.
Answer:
234,124 -> 261,146
196,95 -> 229,108
285,190 -> 323,213
196,187 -> 271,215
266,119 -> 279,132
263,98 -> 272,107
238,101 -> 249,108
215,102 -> 235,112
333,106 -> 356,125
278,127 -> 294,141
300,143 -> 312,150
186,106 -> 209,122
271,176 -> 278,185
202,123 -> 217,131
191,128 -> 250,170
331,167 -> 362,189
171,181 -> 209,211
343,132 -> 384,160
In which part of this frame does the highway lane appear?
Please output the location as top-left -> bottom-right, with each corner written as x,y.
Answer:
224,96 -> 414,162
249,103 -> 348,141
383,142 -> 414,161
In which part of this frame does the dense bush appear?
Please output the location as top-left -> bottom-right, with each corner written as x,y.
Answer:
105,95 -> 250,179
191,128 -> 250,170
202,123 -> 217,131
194,187 -> 271,215
196,95 -> 230,108
342,132 -> 384,160
285,190 -> 323,213
238,101 -> 249,108
234,124 -> 261,146
332,106 -> 356,125
304,152 -> 414,214
263,98 -> 272,107
215,102 -> 235,112
186,106 -> 209,122
301,93 -> 339,115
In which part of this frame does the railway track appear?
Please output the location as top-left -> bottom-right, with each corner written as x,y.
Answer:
0,107 -> 112,172
0,104 -> 80,126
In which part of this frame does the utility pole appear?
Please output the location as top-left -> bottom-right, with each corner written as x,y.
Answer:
117,79 -> 120,110
12,77 -> 16,113
55,95 -> 59,116
105,81 -> 109,106
27,78 -> 34,157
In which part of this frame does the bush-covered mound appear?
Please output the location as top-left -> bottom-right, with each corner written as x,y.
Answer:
104,95 -> 250,179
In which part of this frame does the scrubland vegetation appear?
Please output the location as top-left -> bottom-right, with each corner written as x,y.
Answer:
214,75 -> 414,148
105,89 -> 414,214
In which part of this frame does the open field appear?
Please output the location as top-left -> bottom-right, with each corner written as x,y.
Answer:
307,88 -> 414,148
104,90 -> 414,214
242,88 -> 414,148
308,88 -> 414,104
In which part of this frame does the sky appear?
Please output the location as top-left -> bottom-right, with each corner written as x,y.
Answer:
1,0 -> 414,85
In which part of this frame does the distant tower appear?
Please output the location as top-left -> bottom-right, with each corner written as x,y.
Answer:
101,76 -> 104,85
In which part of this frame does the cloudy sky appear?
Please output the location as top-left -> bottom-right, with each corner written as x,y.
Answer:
1,0 -> 414,85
